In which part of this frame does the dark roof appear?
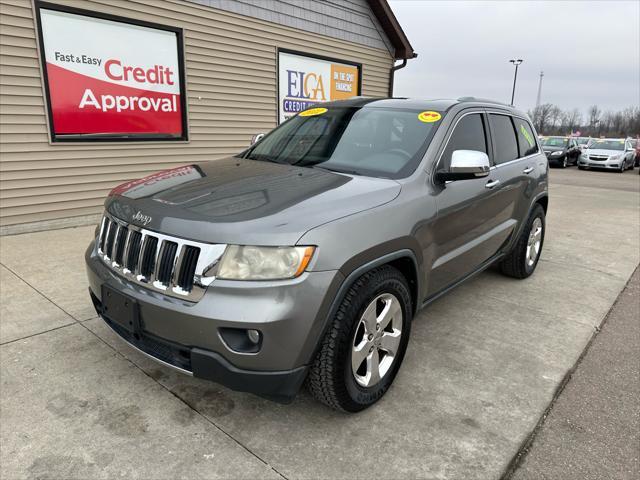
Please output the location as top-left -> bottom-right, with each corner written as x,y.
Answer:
366,0 -> 416,60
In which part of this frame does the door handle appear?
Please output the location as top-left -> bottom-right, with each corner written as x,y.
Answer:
523,166 -> 534,174
485,179 -> 500,189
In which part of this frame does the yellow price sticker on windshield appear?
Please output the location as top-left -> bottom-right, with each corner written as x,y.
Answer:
418,111 -> 441,123
299,107 -> 327,117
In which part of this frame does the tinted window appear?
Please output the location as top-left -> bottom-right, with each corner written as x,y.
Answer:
244,107 -> 440,179
513,118 -> 539,156
489,114 -> 519,164
440,113 -> 487,170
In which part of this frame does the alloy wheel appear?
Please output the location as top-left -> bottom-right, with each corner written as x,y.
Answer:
351,293 -> 403,388
526,217 -> 543,268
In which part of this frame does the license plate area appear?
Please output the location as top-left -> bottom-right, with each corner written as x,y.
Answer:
101,285 -> 139,334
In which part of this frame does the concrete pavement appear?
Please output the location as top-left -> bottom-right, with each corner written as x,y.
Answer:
1,167 -> 638,479
511,267 -> 639,480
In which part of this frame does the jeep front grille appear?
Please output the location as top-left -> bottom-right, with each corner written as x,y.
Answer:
96,212 -> 226,301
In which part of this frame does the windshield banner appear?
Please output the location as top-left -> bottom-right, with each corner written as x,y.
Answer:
37,6 -> 186,141
278,51 -> 361,124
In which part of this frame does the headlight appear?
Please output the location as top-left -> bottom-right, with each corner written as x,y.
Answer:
550,151 -> 563,157
609,154 -> 621,160
215,245 -> 316,280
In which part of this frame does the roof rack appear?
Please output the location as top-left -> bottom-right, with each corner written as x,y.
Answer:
457,97 -> 511,107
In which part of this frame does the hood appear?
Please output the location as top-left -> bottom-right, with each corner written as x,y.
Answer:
542,146 -> 566,153
105,157 -> 401,245
584,149 -> 622,157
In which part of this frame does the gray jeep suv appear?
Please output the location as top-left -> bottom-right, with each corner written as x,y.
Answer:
86,97 -> 548,412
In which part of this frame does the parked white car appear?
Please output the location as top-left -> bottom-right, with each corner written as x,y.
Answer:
578,138 -> 636,172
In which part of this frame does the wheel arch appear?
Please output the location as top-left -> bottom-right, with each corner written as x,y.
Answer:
337,247 -> 422,316
304,248 -> 420,364
536,194 -> 549,214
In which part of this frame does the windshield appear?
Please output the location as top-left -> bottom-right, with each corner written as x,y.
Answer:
589,139 -> 625,151
540,137 -> 569,147
242,107 -> 441,178
576,137 -> 590,145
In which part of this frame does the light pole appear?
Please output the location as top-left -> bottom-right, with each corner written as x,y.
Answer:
509,59 -> 523,106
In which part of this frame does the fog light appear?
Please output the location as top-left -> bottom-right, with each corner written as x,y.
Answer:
247,329 -> 261,344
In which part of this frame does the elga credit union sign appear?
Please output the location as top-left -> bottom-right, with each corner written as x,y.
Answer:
278,50 -> 361,123
36,4 -> 187,141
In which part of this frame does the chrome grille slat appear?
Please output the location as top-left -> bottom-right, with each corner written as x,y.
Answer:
95,212 -> 226,302
98,217 -> 109,253
125,231 -> 143,273
140,235 -> 159,282
113,225 -> 128,266
121,229 -> 134,271
104,221 -> 117,259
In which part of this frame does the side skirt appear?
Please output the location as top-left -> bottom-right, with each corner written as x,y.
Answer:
420,252 -> 505,310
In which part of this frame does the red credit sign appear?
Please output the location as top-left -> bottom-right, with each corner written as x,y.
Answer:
38,7 -> 186,141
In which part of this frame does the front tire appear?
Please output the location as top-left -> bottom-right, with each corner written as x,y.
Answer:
306,265 -> 412,412
499,204 -> 545,279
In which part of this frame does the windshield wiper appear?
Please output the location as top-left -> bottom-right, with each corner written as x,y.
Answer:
310,165 -> 362,176
245,153 -> 289,164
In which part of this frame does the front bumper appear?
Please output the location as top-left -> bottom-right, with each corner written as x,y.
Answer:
578,157 -> 623,169
545,153 -> 566,165
85,241 -> 343,402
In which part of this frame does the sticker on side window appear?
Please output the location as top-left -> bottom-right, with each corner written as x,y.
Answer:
418,111 -> 441,123
520,124 -> 534,147
299,107 -> 328,117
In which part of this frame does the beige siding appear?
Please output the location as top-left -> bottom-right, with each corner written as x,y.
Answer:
0,0 -> 393,227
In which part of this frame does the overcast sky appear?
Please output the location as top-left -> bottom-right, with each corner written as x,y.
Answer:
389,0 -> 640,116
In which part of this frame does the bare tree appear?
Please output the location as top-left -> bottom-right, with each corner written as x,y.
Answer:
531,103 -> 555,134
549,106 -> 563,131
529,103 -> 638,137
562,108 -> 582,134
588,105 -> 601,132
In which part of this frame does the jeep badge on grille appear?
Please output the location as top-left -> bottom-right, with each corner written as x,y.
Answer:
132,211 -> 152,226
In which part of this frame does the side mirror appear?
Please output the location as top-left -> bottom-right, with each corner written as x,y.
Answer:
436,150 -> 490,182
250,133 -> 266,145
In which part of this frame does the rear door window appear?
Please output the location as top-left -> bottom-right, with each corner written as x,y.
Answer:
489,114 -> 519,164
513,118 -> 538,157
440,113 -> 488,170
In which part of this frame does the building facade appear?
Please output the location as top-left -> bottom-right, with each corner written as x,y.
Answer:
0,0 -> 414,233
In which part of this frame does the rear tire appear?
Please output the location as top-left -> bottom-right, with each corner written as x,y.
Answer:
499,204 -> 545,279
306,265 -> 412,412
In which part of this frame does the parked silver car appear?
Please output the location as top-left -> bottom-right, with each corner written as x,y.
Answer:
578,138 -> 636,172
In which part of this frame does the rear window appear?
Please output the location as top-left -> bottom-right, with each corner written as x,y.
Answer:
513,118 -> 539,156
489,114 -> 519,165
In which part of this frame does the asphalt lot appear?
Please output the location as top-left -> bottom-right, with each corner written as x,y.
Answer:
1,167 -> 639,479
